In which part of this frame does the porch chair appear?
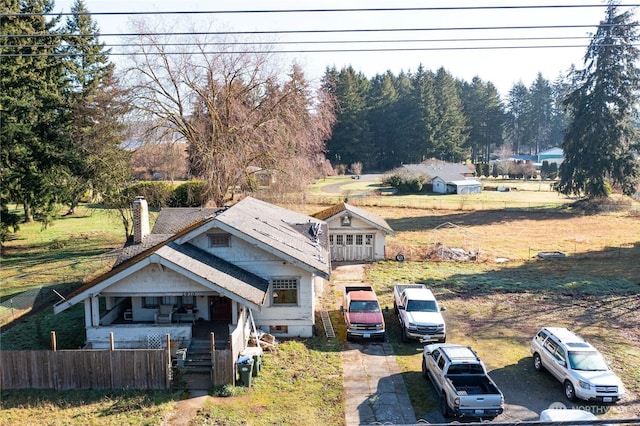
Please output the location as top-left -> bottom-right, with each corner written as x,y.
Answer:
155,304 -> 174,324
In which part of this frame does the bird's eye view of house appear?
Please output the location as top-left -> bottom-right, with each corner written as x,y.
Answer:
53,197 -> 333,361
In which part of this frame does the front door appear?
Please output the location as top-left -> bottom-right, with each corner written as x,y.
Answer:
209,296 -> 232,321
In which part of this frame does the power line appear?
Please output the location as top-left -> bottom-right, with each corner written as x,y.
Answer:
5,35 -> 600,51
3,23 -> 638,39
4,43 -> 639,58
3,4 -> 640,17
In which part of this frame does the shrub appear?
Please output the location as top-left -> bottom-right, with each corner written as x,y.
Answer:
382,171 -> 428,194
125,182 -> 174,209
170,180 -> 208,207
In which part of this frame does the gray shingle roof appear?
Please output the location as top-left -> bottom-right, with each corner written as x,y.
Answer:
214,197 -> 331,278
312,202 -> 394,235
152,207 -> 221,234
158,242 -> 269,307
402,163 -> 474,183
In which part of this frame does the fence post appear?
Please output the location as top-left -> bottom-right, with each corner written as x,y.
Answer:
210,332 -> 216,385
51,331 -> 57,351
109,332 -> 115,350
166,334 -> 171,389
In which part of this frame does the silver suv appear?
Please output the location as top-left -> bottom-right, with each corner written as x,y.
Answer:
530,327 -> 625,403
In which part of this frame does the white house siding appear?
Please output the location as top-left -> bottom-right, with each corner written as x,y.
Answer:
432,177 -> 447,194
189,232 -> 320,338
247,265 -> 318,338
326,216 -> 383,262
86,323 -> 192,349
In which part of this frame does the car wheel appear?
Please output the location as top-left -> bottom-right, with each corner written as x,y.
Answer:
564,380 -> 577,401
422,358 -> 429,379
533,353 -> 544,371
400,327 -> 408,343
438,336 -> 446,343
440,395 -> 453,418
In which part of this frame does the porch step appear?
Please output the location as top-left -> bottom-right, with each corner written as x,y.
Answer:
184,339 -> 213,369
180,365 -> 212,374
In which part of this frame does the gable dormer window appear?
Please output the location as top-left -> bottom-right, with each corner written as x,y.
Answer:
208,233 -> 230,247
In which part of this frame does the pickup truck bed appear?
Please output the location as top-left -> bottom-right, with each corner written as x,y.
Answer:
448,375 -> 500,396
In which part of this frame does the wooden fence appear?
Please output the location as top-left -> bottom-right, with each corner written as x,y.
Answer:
0,349 -> 171,390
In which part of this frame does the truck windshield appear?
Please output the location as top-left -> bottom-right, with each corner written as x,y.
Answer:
350,301 -> 380,313
406,300 -> 437,312
446,364 -> 484,375
568,351 -> 609,371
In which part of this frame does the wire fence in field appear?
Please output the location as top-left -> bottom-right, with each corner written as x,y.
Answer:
0,286 -> 42,324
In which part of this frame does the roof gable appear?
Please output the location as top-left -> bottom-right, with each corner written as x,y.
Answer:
312,202 -> 394,235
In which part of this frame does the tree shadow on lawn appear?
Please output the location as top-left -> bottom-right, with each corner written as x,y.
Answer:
0,388 -> 176,413
386,209 -> 586,232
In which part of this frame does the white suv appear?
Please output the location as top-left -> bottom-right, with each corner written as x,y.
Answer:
530,327 -> 625,403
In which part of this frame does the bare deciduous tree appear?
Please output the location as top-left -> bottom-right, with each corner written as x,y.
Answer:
125,21 -> 335,206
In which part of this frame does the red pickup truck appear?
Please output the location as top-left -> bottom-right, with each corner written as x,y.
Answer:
342,285 -> 385,341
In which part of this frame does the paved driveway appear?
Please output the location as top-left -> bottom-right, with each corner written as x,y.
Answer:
343,340 -> 416,425
332,263 -> 416,425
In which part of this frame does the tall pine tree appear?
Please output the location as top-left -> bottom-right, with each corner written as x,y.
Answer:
1,0 -> 68,225
557,1 -> 640,198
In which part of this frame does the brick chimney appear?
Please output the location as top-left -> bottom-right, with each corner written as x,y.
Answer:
132,196 -> 150,244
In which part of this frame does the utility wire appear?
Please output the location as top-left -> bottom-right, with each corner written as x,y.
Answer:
3,23 -> 639,39
5,35 -> 601,51
4,43 -> 639,58
4,3 -> 640,17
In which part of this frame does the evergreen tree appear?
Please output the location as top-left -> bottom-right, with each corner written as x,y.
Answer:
459,77 -> 505,163
367,72 -> 399,171
528,73 -> 553,153
557,1 -> 640,198
505,82 -> 531,155
1,0 -> 68,225
410,65 -> 438,163
325,66 -> 372,170
431,67 -> 468,162
61,0 -> 131,215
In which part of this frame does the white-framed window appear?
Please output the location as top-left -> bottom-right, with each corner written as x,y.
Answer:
208,233 -> 230,247
272,278 -> 299,305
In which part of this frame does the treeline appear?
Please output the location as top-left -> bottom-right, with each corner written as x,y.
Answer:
324,66 -> 574,173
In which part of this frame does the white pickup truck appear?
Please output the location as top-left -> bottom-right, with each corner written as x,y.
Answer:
422,343 -> 504,419
393,283 -> 446,343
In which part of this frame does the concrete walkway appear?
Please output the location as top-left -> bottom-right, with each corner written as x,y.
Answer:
333,263 -> 417,426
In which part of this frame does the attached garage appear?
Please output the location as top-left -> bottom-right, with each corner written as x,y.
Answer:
312,203 -> 395,262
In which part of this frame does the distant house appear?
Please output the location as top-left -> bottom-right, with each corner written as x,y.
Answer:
537,147 -> 564,165
508,147 -> 564,168
312,202 -> 395,262
53,197 -> 331,355
401,162 -> 481,194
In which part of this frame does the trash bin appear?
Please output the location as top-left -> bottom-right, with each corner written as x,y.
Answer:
241,346 -> 263,377
237,358 -> 254,387
251,353 -> 261,377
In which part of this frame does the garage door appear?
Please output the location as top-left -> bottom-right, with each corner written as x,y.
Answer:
330,233 -> 374,261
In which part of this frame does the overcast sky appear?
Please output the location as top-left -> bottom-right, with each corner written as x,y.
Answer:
53,0 -> 640,96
